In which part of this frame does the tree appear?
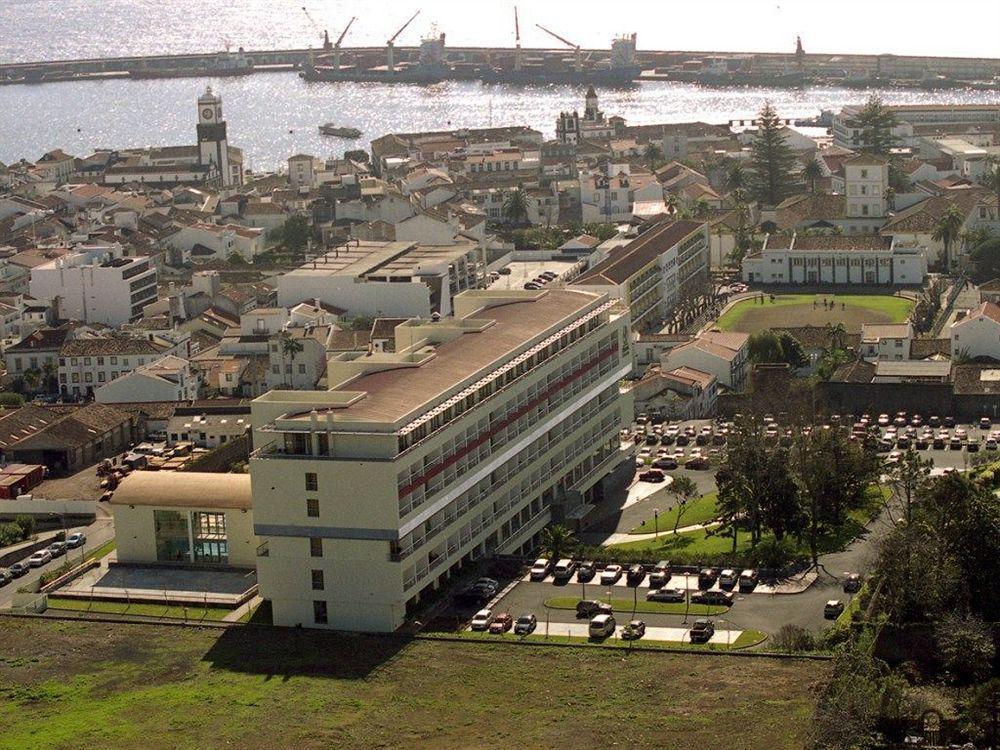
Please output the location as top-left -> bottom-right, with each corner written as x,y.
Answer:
749,102 -> 801,206
981,155 -> 1000,214
667,475 -> 698,533
931,204 -> 965,271
853,94 -> 899,158
41,360 -> 58,392
968,232 -> 1000,283
726,162 -> 747,198
885,447 -> 932,528
280,214 -> 311,254
541,524 -> 577,561
22,369 -> 40,393
803,159 -> 823,193
882,186 -> 896,212
934,613 -> 996,686
344,148 -> 369,164
502,187 -> 529,226
644,142 -> 664,169
747,330 -> 807,368
664,192 -> 679,215
691,197 -> 711,219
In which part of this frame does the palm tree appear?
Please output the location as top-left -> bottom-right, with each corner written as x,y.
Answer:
644,142 -> 664,170
502,187 -> 529,226
882,186 -> 896,213
693,197 -> 711,219
41,360 -> 57,392
669,475 -> 699,533
664,192 -> 679,215
803,160 -> 823,193
279,332 -> 304,386
825,321 -> 848,351
931,204 -> 965,272
541,524 -> 577,562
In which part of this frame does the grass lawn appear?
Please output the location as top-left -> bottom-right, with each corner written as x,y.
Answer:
45,597 -> 232,621
0,618 -> 818,749
615,486 -> 887,557
544,596 -> 728,616
629,492 -> 719,534
714,293 -> 913,334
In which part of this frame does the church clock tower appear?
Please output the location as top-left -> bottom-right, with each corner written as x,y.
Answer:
196,86 -> 232,187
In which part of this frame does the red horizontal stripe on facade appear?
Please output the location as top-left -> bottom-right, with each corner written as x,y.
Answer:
398,345 -> 619,499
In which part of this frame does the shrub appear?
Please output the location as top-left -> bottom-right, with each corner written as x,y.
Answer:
771,624 -> 817,652
0,522 -> 23,547
14,515 -> 35,540
0,392 -> 25,407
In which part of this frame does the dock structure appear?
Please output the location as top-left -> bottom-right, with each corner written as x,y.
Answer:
0,43 -> 998,89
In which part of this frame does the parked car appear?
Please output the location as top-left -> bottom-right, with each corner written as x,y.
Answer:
980,417 -> 992,430
529,558 -> 552,581
718,569 -> 738,589
944,416 -> 956,428
648,560 -> 672,588
27,550 -> 52,568
824,600 -> 845,619
0,569 -> 11,587
66,532 -> 86,549
489,613 -> 513,634
651,457 -> 678,470
691,590 -> 734,606
843,573 -> 862,594
697,568 -> 717,589
638,469 -> 666,483
8,561 -> 29,578
684,456 -> 710,470
523,282 -> 541,290
738,569 -> 759,592
47,541 -> 67,558
928,415 -> 941,427
588,614 -> 617,638
552,559 -> 577,582
626,564 -> 646,586
646,587 -> 686,603
470,609 -> 495,631
689,619 -> 715,643
513,613 -> 537,635
621,620 -> 646,641
576,600 -> 613,619
599,564 -> 623,585
877,413 -> 891,427
576,561 -> 596,583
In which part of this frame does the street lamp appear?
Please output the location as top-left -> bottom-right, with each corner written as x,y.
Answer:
653,507 -> 660,539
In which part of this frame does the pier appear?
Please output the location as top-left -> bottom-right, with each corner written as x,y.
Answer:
0,44 -> 997,88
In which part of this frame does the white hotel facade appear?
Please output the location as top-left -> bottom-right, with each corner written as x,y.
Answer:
249,289 -> 633,632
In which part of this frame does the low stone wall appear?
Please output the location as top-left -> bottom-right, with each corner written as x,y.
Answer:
180,433 -> 251,473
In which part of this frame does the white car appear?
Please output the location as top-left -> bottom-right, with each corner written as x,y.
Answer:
529,558 -> 551,581
886,451 -> 902,464
718,569 -> 738,589
599,564 -> 623,585
665,425 -> 679,437
470,609 -> 495,631
27,550 -> 52,567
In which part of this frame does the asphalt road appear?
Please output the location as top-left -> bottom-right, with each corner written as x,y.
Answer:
0,516 -> 115,609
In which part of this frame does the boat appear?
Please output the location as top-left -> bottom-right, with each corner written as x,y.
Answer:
319,124 -> 362,138
129,50 -> 254,80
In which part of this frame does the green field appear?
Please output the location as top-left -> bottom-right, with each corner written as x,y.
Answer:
714,294 -> 914,334
0,618 -> 820,750
629,492 -> 720,534
544,596 -> 728,617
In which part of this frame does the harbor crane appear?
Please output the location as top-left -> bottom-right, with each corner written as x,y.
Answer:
513,6 -> 522,72
387,11 -> 420,72
535,23 -> 582,72
301,6 -> 331,51
332,16 -> 356,70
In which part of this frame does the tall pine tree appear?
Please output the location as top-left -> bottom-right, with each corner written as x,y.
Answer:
852,94 -> 909,190
749,102 -> 800,206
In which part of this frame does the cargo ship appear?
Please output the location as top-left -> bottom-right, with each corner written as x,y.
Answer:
129,50 -> 255,79
319,124 -> 362,138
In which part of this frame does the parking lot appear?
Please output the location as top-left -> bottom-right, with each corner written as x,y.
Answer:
486,260 -> 580,291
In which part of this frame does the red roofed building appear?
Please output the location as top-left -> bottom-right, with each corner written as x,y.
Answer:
950,301 -> 1000,362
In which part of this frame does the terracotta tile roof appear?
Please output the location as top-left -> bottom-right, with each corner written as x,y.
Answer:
881,187 -> 986,234
955,300 -> 1000,326
60,336 -> 168,357
572,220 -> 704,286
775,194 -> 847,230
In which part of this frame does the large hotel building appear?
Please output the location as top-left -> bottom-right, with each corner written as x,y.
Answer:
250,289 -> 633,631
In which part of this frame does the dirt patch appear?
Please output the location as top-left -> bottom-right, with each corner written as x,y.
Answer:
729,302 -> 892,334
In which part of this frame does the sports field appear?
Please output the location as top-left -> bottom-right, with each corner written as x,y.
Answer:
714,294 -> 914,334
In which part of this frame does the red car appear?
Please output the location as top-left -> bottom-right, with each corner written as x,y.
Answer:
489,613 -> 513,634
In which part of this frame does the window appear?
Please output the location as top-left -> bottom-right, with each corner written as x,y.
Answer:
71,357 -> 78,366
313,600 -> 328,624
305,472 -> 318,491
98,372 -> 106,383
272,365 -> 280,374
307,498 -> 319,517
71,373 -> 79,383
97,357 -> 104,365
110,357 -> 117,365
309,537 -> 323,557
311,569 -> 324,590
298,364 -> 306,374
84,357 -> 91,366
861,169 -> 868,178
84,372 -> 92,383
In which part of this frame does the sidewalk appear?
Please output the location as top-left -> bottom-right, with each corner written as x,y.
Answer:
595,520 -> 721,546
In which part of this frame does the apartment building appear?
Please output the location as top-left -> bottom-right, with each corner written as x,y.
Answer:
663,330 -> 750,390
94,355 -> 200,404
570,220 -> 709,333
28,244 -> 157,325
249,288 -> 634,632
832,103 -> 1000,149
950,302 -> 1000,361
860,323 -> 914,361
58,336 -> 180,397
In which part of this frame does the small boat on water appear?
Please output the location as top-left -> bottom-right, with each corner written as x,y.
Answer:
318,123 -> 362,138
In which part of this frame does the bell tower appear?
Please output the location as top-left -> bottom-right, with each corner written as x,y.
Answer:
196,86 -> 232,186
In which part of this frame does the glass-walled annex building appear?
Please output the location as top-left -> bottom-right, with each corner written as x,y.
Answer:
111,472 -> 258,568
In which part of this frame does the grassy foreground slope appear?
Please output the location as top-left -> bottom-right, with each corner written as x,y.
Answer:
0,618 -> 825,750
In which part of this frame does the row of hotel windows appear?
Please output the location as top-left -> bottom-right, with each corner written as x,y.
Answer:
781,256 -> 893,267
60,370 -> 130,385
399,411 -> 621,588
395,392 -> 620,560
60,355 -> 152,367
396,334 -> 619,514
